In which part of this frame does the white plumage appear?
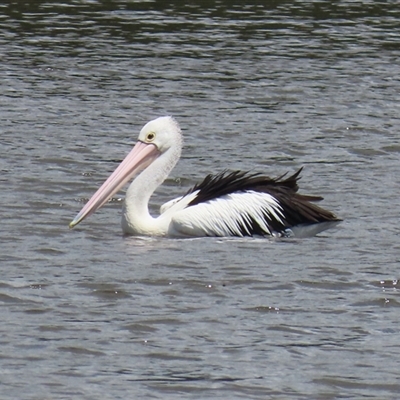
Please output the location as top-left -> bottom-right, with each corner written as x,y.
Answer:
169,191 -> 283,237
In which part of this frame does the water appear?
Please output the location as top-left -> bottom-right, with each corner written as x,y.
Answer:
1,1 -> 400,398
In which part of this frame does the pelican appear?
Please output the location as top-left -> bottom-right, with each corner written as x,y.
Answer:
69,116 -> 341,237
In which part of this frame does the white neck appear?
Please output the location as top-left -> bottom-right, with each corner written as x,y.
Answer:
121,144 -> 181,236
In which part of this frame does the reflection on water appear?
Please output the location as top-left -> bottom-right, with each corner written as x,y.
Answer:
1,1 -> 400,399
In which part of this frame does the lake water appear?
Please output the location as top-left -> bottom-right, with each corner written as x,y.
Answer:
1,1 -> 400,399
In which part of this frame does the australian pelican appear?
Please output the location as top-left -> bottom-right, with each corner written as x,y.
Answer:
69,116 -> 341,237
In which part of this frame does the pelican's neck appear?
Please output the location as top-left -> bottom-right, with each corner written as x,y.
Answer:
122,143 -> 181,235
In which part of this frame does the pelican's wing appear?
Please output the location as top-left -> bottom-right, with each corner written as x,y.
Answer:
170,191 -> 285,237
168,169 -> 340,237
160,196 -> 183,214
159,191 -> 199,216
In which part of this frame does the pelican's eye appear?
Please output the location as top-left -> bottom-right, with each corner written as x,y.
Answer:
146,132 -> 156,142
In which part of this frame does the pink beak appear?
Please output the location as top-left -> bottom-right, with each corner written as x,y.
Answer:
69,141 -> 160,228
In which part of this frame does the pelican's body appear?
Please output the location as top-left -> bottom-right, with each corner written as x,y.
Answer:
70,117 -> 341,237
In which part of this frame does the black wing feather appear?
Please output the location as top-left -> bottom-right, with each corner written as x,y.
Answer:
185,168 -> 341,232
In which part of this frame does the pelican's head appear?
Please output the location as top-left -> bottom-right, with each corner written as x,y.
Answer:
138,116 -> 182,154
69,116 -> 182,229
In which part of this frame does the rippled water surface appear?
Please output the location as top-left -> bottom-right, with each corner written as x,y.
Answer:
1,1 -> 400,399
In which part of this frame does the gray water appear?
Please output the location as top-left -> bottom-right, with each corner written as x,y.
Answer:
1,1 -> 400,399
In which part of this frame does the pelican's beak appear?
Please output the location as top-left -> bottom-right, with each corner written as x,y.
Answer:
69,141 -> 160,229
